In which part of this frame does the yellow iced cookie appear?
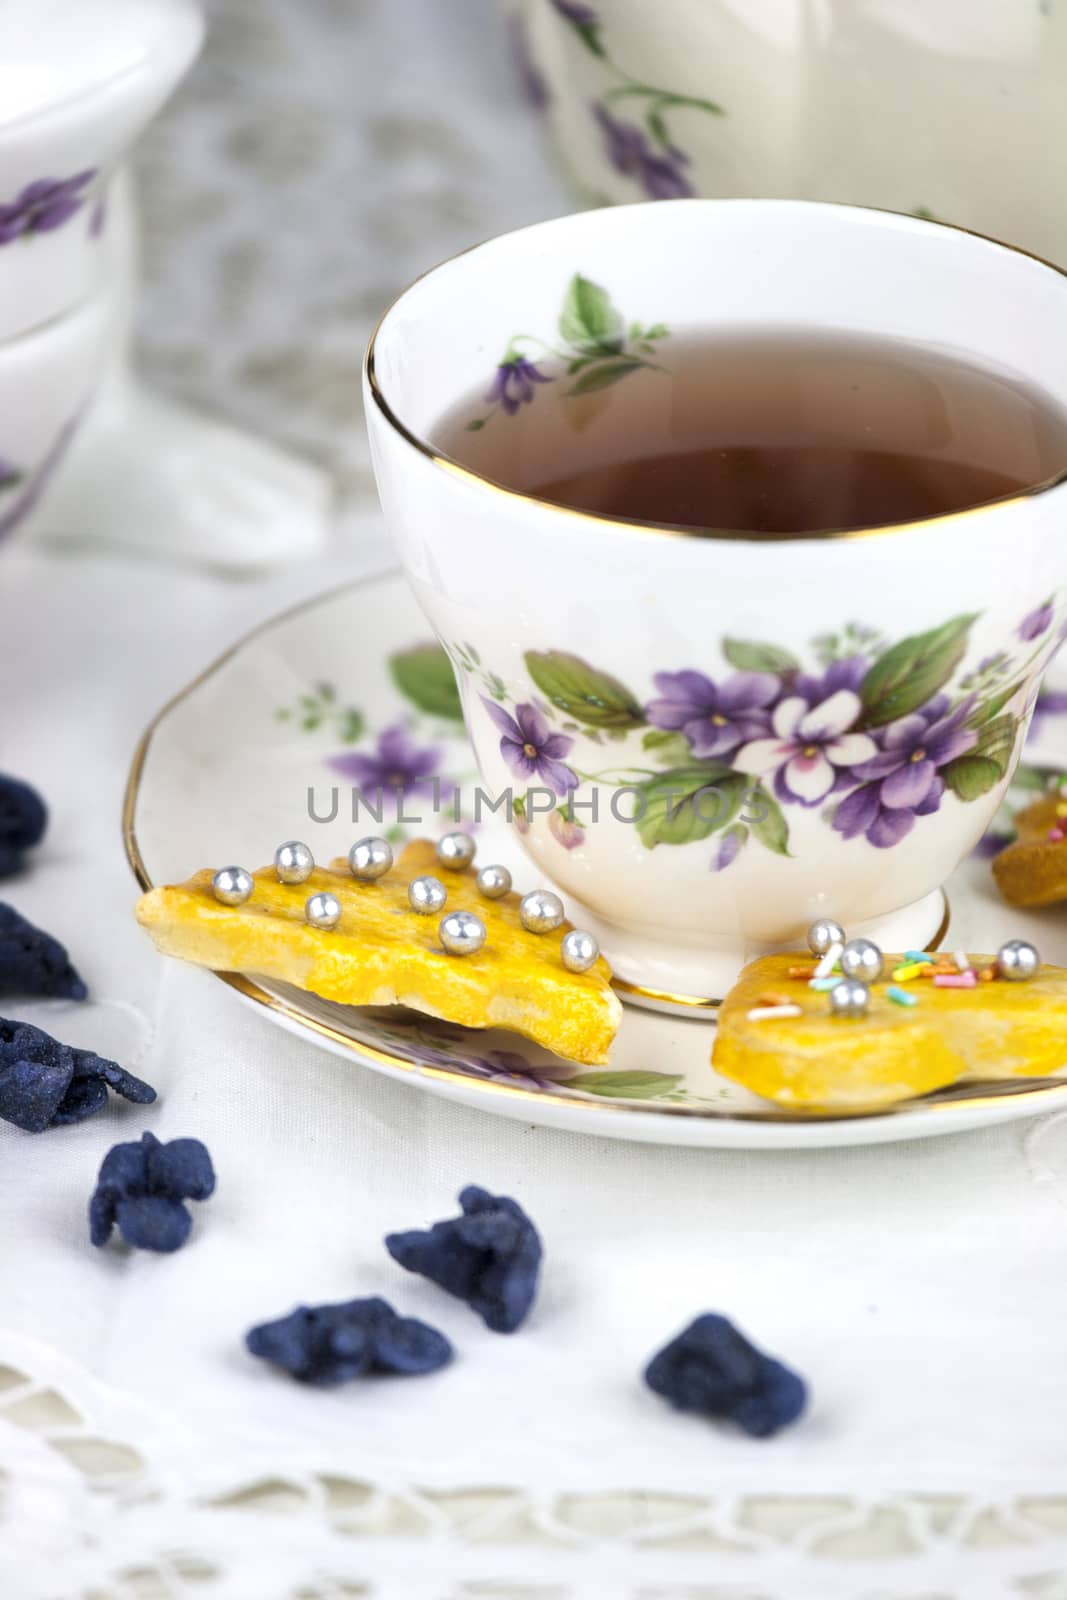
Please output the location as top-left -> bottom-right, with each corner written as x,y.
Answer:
135,839 -> 620,1065
993,788 -> 1067,908
713,953 -> 1067,1110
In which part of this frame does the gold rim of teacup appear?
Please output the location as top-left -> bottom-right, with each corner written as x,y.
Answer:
365,199 -> 1067,545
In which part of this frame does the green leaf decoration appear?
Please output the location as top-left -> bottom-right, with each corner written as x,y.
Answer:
466,418 -> 485,432
559,273 -> 625,356
567,1070 -> 683,1099
859,613 -> 979,728
567,359 -> 644,397
339,708 -> 365,743
970,711 -> 1017,775
389,643 -> 463,721
745,784 -> 791,856
524,650 -> 644,728
641,729 -> 692,766
941,754 -> 1004,801
722,638 -> 799,674
571,19 -> 605,56
972,677 -> 1026,724
633,766 -> 745,848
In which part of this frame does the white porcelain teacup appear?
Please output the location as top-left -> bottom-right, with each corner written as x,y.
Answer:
365,200 -> 1067,1002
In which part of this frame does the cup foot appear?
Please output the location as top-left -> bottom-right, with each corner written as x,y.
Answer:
587,888 -> 950,1016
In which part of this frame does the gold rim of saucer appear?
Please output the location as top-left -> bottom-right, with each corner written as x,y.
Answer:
121,572 -> 1067,1127
364,198 -> 1067,546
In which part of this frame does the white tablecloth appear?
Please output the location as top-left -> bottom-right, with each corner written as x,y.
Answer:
6,540 -> 1067,1600
4,3 -> 1067,1596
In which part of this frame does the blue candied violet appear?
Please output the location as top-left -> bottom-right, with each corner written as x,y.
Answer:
0,1017 -> 155,1133
645,1314 -> 808,1439
0,774 -> 47,879
0,903 -> 86,1000
385,1184 -> 542,1333
89,1130 -> 214,1252
246,1296 -> 453,1386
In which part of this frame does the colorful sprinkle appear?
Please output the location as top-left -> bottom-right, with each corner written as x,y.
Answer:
809,976 -> 844,992
814,942 -> 843,980
757,991 -> 793,1007
934,971 -> 978,989
978,965 -> 997,982
788,964 -> 816,980
891,962 -> 925,982
952,950 -> 973,974
1056,801 -> 1067,818
887,985 -> 918,1007
904,951 -> 935,965
747,1004 -> 803,1022
1049,828 -> 1065,843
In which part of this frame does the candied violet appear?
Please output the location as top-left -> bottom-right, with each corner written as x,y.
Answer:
0,1017 -> 155,1133
89,1130 -> 214,1252
246,1296 -> 453,1386
0,903 -> 86,1000
644,1314 -> 808,1438
385,1184 -> 542,1333
0,775 -> 47,879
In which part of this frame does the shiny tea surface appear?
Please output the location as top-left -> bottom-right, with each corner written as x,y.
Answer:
434,330 -> 1067,535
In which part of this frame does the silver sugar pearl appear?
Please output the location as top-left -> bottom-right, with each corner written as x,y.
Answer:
561,928 -> 599,973
439,909 -> 487,956
807,918 -> 846,957
520,889 -> 565,934
435,831 -> 476,871
829,978 -> 870,1018
476,863 -> 512,900
348,836 -> 393,881
274,840 -> 314,884
996,938 -> 1040,981
840,938 -> 884,984
305,891 -> 341,930
212,866 -> 253,906
409,875 -> 447,915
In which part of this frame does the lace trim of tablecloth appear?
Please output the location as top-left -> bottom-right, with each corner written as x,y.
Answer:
3,1337 -> 1067,1600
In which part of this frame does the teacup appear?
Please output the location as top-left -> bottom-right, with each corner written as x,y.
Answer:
365,200 -> 1067,1002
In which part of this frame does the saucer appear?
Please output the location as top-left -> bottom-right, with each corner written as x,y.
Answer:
123,570 -> 1067,1149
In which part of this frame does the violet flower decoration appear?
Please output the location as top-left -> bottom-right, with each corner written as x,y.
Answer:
646,669 -> 777,759
833,696 -> 978,849
485,355 -> 551,416
733,688 -> 876,806
1019,599 -> 1055,642
481,698 -> 578,796
551,0 -> 599,22
330,725 -> 441,803
0,172 -> 96,246
593,104 -> 693,200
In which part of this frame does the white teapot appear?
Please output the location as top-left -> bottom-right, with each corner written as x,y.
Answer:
524,0 -> 1067,266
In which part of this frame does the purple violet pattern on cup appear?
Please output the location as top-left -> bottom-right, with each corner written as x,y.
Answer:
0,171 -> 96,245
481,697 -> 578,797
647,670 -> 778,760
451,603 -> 1062,873
832,697 -> 978,849
484,355 -> 551,416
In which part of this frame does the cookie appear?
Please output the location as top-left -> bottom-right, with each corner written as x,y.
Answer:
992,788 -> 1067,908
136,840 -> 620,1065
713,952 -> 1067,1110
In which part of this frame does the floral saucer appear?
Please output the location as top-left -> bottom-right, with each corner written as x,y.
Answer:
123,570 -> 1067,1149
